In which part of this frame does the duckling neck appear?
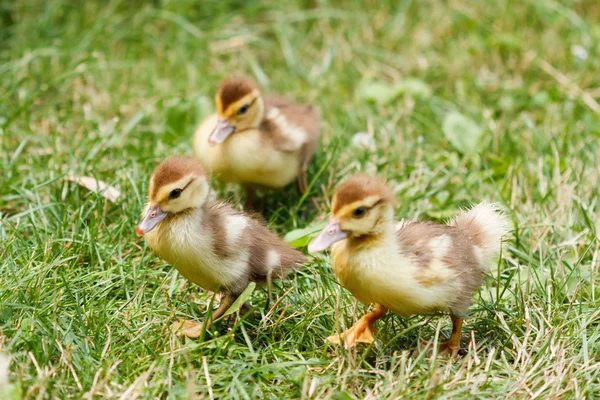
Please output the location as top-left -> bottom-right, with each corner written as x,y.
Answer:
347,224 -> 397,251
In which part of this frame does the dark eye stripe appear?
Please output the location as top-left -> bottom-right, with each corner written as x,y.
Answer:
352,207 -> 367,217
169,189 -> 182,199
236,97 -> 258,116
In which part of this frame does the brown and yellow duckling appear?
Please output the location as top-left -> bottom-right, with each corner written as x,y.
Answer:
136,156 -> 305,338
193,76 -> 321,208
309,175 -> 510,354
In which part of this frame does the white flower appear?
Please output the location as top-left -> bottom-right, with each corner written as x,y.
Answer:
351,132 -> 375,149
571,45 -> 588,62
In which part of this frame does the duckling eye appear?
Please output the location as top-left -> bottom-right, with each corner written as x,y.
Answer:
237,105 -> 249,115
169,189 -> 182,199
352,207 -> 367,218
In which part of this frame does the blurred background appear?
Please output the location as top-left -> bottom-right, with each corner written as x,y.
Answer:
1,1 -> 599,399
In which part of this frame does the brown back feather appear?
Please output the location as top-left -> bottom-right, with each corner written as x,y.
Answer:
203,201 -> 305,295
262,96 -> 321,157
396,220 -> 484,317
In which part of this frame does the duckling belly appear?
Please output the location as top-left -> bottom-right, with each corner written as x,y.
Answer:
333,246 -> 461,317
194,116 -> 299,187
146,213 -> 247,293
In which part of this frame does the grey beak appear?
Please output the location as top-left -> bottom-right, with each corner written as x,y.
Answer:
136,204 -> 168,236
208,119 -> 235,145
308,220 -> 348,253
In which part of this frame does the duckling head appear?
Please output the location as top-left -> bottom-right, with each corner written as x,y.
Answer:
136,156 -> 209,236
209,76 -> 264,145
308,175 -> 395,253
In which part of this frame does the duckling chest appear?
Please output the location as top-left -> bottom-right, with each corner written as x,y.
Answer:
146,217 -> 246,292
331,244 -> 459,317
194,117 -> 300,187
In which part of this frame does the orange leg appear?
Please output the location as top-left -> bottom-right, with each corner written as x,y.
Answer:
171,295 -> 236,338
327,304 -> 387,349
439,316 -> 463,356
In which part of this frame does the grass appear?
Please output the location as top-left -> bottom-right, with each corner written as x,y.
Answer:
1,0 -> 600,398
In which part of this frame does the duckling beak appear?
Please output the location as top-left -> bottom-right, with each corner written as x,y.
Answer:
208,119 -> 235,145
308,220 -> 348,253
136,204 -> 168,236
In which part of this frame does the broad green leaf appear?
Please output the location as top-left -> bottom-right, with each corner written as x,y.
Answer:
1,384 -> 22,400
395,78 -> 432,98
284,222 -> 327,248
356,78 -> 432,105
333,391 -> 357,400
221,282 -> 256,318
355,81 -> 398,105
442,111 -> 483,154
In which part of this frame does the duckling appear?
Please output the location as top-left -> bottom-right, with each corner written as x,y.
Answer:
193,76 -> 321,208
308,175 -> 510,354
136,156 -> 306,338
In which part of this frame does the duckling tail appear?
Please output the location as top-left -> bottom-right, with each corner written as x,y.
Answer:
450,202 -> 511,267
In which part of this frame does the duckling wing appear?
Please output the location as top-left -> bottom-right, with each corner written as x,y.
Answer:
395,220 -> 487,316
206,201 -> 305,293
263,96 -> 321,156
395,220 -> 455,268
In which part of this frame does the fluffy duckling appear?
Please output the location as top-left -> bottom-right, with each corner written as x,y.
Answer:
308,175 -> 510,354
193,76 -> 321,208
136,156 -> 305,338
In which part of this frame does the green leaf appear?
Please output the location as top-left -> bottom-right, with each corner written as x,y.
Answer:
1,384 -> 22,400
220,282 -> 256,319
333,391 -> 357,400
442,111 -> 483,154
355,81 -> 398,105
356,78 -> 432,105
395,78 -> 432,98
284,222 -> 327,248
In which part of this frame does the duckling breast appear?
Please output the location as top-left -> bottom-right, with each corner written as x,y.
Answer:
145,209 -> 249,293
193,114 -> 300,187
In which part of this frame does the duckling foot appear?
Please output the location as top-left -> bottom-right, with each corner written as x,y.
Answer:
439,340 -> 460,356
171,319 -> 205,338
326,304 -> 387,349
171,295 -> 238,339
327,321 -> 376,348
419,316 -> 463,356
441,316 -> 463,356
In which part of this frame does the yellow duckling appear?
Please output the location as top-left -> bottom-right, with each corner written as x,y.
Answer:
136,156 -> 305,338
193,76 -> 321,208
308,175 -> 510,354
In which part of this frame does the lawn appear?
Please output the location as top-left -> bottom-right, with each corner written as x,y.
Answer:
1,0 -> 600,398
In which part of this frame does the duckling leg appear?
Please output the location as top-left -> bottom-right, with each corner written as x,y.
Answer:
327,304 -> 387,348
244,185 -> 254,210
171,295 -> 235,338
297,161 -> 309,195
439,316 -> 463,356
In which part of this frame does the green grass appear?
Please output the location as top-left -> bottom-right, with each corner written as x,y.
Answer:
1,0 -> 600,398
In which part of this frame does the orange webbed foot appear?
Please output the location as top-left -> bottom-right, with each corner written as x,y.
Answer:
327,320 -> 377,348
327,305 -> 387,349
